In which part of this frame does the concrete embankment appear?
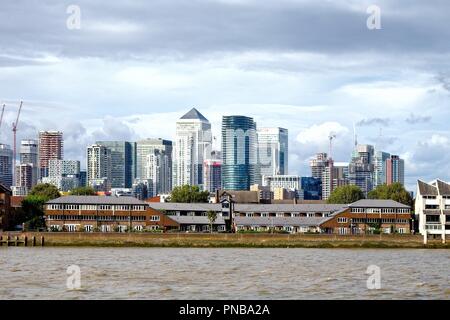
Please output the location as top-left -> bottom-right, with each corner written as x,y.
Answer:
1,232 -> 449,248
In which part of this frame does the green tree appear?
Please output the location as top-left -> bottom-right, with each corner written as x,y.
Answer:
21,195 -> 49,230
29,183 -> 61,199
327,185 -> 365,204
70,186 -> 96,196
207,210 -> 218,233
168,185 -> 209,203
368,182 -> 413,207
16,183 -> 61,230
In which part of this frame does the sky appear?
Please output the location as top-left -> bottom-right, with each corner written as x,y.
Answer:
1,0 -> 450,192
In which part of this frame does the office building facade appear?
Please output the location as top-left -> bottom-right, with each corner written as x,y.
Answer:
87,144 -> 112,191
0,144 -> 13,187
257,127 -> 288,178
96,141 -> 136,188
221,115 -> 258,190
386,155 -> 405,186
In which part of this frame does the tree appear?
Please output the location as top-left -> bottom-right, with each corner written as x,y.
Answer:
21,195 -> 49,230
327,185 -> 365,204
29,183 -> 61,199
70,186 -> 96,196
368,182 -> 413,207
168,185 -> 209,203
207,210 -> 218,233
17,183 -> 61,230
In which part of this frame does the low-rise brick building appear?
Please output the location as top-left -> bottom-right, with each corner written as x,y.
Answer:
0,183 -> 12,231
45,196 -> 179,232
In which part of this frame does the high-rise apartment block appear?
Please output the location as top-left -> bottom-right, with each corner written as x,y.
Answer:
38,131 -> 63,178
42,159 -> 81,192
87,144 -> 112,191
386,155 -> 405,186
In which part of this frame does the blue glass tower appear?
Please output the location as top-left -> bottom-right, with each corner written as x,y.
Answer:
221,116 -> 258,190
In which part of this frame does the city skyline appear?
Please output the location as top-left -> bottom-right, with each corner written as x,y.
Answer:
1,1 -> 450,192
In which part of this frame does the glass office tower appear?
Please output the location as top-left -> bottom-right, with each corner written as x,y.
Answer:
221,116 -> 258,190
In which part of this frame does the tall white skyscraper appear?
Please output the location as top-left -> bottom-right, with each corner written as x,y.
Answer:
173,108 -> 212,188
87,144 -> 112,191
257,127 -> 289,178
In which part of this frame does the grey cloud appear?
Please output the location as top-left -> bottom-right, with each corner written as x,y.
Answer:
405,113 -> 431,124
356,118 -> 390,127
1,0 -> 450,64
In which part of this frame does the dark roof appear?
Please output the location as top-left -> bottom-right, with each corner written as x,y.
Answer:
235,216 -> 328,227
46,196 -> 146,205
169,216 -> 226,225
436,180 -> 450,196
348,199 -> 410,209
417,180 -> 438,196
180,108 -> 209,122
0,183 -> 11,194
148,202 -> 346,213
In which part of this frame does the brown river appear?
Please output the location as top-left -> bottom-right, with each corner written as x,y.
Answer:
0,247 -> 448,300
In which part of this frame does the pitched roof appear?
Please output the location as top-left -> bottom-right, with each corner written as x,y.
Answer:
169,215 -> 226,225
180,108 -> 209,122
436,179 -> 450,196
348,199 -> 410,209
46,196 -> 147,205
148,202 -> 346,213
417,180 -> 438,196
235,216 -> 328,227
0,183 -> 11,194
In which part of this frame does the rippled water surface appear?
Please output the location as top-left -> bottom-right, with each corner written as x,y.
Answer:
0,247 -> 448,299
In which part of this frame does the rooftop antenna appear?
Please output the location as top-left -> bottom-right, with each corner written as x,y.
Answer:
353,122 -> 358,148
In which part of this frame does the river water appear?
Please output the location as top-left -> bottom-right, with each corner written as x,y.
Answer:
0,247 -> 448,300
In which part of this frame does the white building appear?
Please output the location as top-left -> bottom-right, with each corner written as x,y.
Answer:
173,108 -> 212,188
41,159 -> 81,192
144,150 -> 170,197
257,127 -> 288,178
87,144 -> 112,191
415,180 -> 450,240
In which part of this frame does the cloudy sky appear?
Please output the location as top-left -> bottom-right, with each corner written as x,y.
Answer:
1,0 -> 450,191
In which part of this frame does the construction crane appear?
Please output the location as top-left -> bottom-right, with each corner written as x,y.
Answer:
12,100 -> 23,185
328,132 -> 336,160
0,104 -> 5,135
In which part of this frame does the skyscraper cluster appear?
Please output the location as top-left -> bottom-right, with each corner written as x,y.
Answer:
0,107 -> 405,200
310,143 -> 405,200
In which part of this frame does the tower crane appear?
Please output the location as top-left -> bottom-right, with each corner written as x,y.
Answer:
328,132 -> 336,160
0,104 -> 5,136
12,101 -> 23,185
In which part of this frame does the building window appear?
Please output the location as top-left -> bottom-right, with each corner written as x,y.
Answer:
338,227 -> 348,235
150,215 -> 160,222
337,217 -> 348,223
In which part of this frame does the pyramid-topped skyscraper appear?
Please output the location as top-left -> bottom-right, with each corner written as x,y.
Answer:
173,108 -> 212,188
